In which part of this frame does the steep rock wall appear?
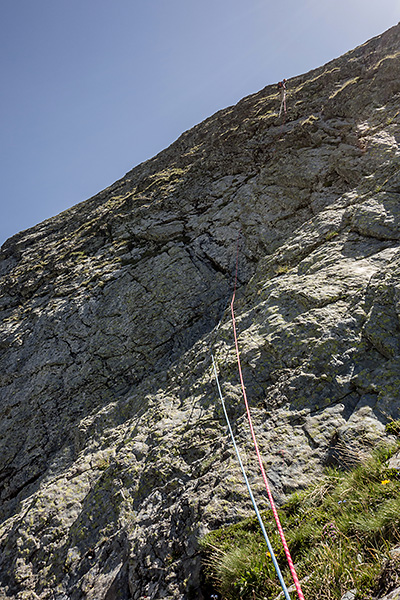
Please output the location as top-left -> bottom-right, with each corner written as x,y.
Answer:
0,23 -> 400,600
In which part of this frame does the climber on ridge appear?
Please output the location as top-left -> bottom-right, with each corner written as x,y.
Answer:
277,79 -> 287,117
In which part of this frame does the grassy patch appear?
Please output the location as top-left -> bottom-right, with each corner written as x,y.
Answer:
325,230 -> 339,241
274,264 -> 290,276
385,420 -> 400,438
200,444 -> 400,599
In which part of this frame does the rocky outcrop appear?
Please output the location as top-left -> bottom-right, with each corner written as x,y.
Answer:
1,22 -> 400,600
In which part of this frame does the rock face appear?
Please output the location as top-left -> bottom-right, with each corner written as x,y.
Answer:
1,23 -> 400,600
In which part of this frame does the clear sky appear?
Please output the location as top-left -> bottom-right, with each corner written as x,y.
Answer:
1,1 -> 399,246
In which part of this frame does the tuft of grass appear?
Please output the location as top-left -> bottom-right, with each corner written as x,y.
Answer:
385,420 -> 400,438
325,230 -> 339,241
200,443 -> 400,599
274,264 -> 290,276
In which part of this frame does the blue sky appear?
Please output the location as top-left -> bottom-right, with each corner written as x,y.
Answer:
1,1 -> 399,246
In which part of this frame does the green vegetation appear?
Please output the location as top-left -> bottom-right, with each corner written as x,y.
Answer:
200,444 -> 400,599
325,230 -> 339,241
274,264 -> 290,276
328,77 -> 360,100
385,420 -> 400,438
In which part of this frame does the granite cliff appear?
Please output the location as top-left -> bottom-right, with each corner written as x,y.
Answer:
1,23 -> 400,600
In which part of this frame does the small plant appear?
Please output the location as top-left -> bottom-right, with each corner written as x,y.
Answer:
274,264 -> 290,275
97,458 -> 110,470
385,420 -> 400,437
325,230 -> 339,241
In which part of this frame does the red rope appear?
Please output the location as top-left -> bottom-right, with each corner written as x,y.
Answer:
230,235 -> 305,600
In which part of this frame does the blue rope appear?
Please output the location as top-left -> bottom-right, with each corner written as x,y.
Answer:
211,353 -> 292,600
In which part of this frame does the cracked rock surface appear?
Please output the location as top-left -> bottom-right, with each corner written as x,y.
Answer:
1,22 -> 400,600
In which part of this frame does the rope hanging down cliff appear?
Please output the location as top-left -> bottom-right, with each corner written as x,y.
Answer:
211,354 -> 292,599
230,233 -> 305,600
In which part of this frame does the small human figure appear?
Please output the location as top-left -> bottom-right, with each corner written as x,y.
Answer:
277,79 -> 287,117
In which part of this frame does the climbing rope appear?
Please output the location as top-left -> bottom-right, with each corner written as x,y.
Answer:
211,354 -> 292,600
230,233 -> 305,600
214,106 -> 400,599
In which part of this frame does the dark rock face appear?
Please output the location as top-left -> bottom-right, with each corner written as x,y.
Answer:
1,23 -> 400,600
